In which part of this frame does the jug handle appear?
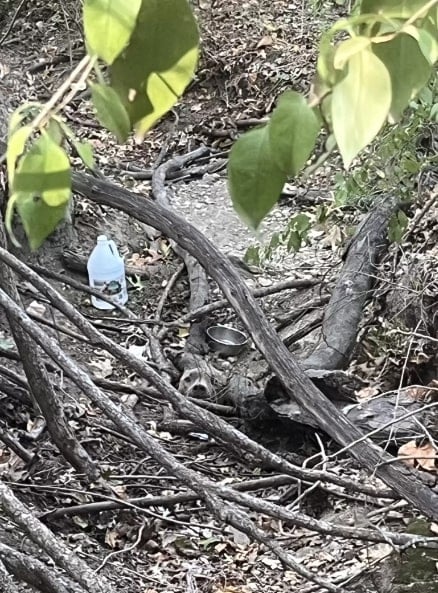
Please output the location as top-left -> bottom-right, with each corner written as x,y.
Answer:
108,240 -> 121,258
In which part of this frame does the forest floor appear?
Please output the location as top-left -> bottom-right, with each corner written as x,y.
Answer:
0,1 -> 437,593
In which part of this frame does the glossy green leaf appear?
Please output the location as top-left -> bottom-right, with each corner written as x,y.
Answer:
228,126 -> 287,229
6,125 -> 32,184
90,83 -> 130,142
289,213 -> 311,234
334,36 -> 371,70
83,0 -> 141,64
13,133 -> 71,207
134,46 -> 198,139
332,48 -> 391,167
360,0 -> 429,18
15,193 -> 68,250
372,33 -> 431,121
111,0 -> 198,129
268,91 -> 320,176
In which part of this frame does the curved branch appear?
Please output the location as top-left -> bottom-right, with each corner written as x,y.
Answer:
71,172 -> 438,519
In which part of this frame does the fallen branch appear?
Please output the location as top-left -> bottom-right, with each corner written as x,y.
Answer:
303,197 -> 398,370
72,171 -> 438,518
0,542 -> 86,593
0,288 -> 342,592
152,147 -> 215,400
0,219 -> 98,481
0,481 -> 113,593
0,245 -> 395,498
0,292 -> 434,566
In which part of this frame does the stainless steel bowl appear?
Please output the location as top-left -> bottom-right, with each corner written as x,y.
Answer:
206,325 -> 248,356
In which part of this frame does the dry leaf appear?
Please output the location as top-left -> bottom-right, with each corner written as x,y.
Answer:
89,357 -> 113,378
178,326 -> 190,338
26,300 -> 47,317
356,386 -> 380,401
257,35 -> 273,48
398,441 -> 438,472
26,416 -> 46,439
403,385 -> 432,402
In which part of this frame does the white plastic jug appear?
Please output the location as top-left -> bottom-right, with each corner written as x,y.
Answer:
87,235 -> 128,310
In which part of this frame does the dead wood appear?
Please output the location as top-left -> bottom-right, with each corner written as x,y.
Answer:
0,218 -> 99,481
0,541 -> 86,593
0,290 -> 342,592
264,387 -> 438,446
71,172 -> 438,519
1,289 -> 436,593
0,420 -> 33,463
0,245 -> 396,499
302,197 -> 399,371
165,275 -> 323,330
0,560 -> 16,593
152,147 -> 215,400
0,481 -> 114,593
41,475 -> 299,519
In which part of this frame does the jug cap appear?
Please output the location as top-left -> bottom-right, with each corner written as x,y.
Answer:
97,235 -> 108,243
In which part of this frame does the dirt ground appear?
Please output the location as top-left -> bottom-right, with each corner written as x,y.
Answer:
0,1 -> 438,592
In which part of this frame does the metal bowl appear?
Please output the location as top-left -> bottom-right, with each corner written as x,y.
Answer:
206,325 -> 248,357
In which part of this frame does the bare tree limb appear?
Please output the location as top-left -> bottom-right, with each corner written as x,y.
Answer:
71,172 -> 438,518
0,218 -> 98,481
0,541 -> 86,593
0,481 -> 114,593
0,245 -> 394,498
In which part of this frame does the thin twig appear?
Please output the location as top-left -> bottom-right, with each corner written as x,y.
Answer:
0,0 -> 27,47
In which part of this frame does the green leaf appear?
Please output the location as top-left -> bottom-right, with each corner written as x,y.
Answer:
290,213 -> 311,234
268,91 -> 320,176
332,48 -> 391,167
134,47 -> 198,139
6,125 -> 32,184
388,210 -> 408,243
83,0 -> 141,65
228,126 -> 287,229
287,231 -> 301,252
403,25 -> 438,65
360,0 -> 430,19
334,36 -> 371,70
111,0 -> 198,129
8,103 -> 40,136
46,119 -> 64,145
15,193 -> 68,250
13,133 -> 71,207
317,33 -> 337,87
372,33 -> 431,121
244,245 -> 261,266
90,83 -> 131,142
73,140 -> 95,169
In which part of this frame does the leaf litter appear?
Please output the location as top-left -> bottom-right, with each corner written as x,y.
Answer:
0,0 -> 437,592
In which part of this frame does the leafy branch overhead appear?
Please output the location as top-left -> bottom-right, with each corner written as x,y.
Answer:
229,0 -> 438,228
5,0 -> 199,249
3,0 -> 438,247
